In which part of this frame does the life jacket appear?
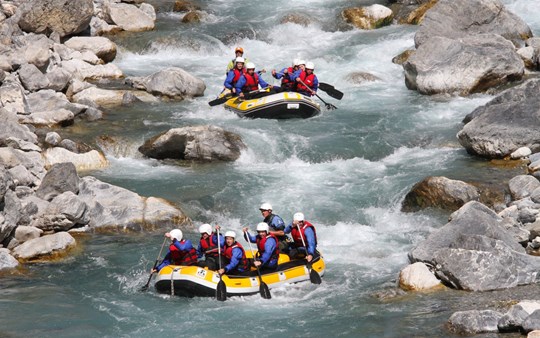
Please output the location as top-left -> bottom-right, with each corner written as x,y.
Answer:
223,242 -> 250,271
170,240 -> 198,266
290,221 -> 317,248
264,214 -> 285,241
256,233 -> 280,261
232,68 -> 245,85
199,234 -> 219,258
243,72 -> 260,92
297,72 -> 316,93
280,67 -> 295,91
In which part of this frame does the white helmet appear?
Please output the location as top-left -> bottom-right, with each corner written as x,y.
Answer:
245,62 -> 255,69
198,223 -> 212,235
169,229 -> 183,241
235,56 -> 245,63
225,230 -> 236,239
293,212 -> 304,221
305,62 -> 314,70
293,58 -> 300,66
298,60 -> 305,65
259,203 -> 272,211
256,222 -> 269,232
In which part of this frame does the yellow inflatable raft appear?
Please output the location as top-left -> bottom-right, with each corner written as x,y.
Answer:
154,252 -> 325,297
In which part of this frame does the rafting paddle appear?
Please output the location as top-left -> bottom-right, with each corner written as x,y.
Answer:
208,93 -> 233,106
297,78 -> 337,110
140,237 -> 167,291
216,227 -> 227,301
245,232 -> 271,299
296,223 -> 322,285
318,82 -> 344,100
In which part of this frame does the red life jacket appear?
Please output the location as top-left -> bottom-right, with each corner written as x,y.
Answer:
243,72 -> 260,92
223,242 -> 250,271
199,234 -> 219,258
281,67 -> 294,86
290,221 -> 317,248
297,72 -> 316,92
170,240 -> 198,266
256,233 -> 280,261
232,68 -> 245,85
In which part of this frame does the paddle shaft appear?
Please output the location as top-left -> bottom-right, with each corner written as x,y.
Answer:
296,222 -> 321,284
142,237 -> 167,290
246,232 -> 271,297
297,78 -> 336,110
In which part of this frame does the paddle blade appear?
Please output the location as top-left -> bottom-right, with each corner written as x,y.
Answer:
318,82 -> 344,100
140,272 -> 155,292
309,268 -> 322,285
216,278 -> 227,301
260,282 -> 271,299
325,103 -> 338,110
208,94 -> 232,106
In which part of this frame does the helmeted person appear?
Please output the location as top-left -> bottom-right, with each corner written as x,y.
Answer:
235,62 -> 271,99
223,56 -> 246,95
243,222 -> 279,271
226,46 -> 249,74
218,230 -> 250,276
152,229 -> 198,272
284,212 -> 319,263
196,223 -> 225,270
295,62 -> 319,97
271,59 -> 300,92
259,203 -> 289,252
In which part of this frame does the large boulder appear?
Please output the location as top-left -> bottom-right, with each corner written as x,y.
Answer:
341,4 -> 393,30
71,87 -> 159,107
64,36 -> 117,63
18,63 -> 50,92
42,147 -> 108,171
106,3 -> 155,32
403,34 -> 523,95
12,231 -> 75,261
398,262 -> 443,291
401,176 -> 479,212
138,125 -> 246,162
0,120 -> 37,146
59,59 -> 123,81
0,248 -> 19,270
77,176 -> 190,231
127,67 -> 205,99
458,79 -> 540,158
390,0 -> 437,25
448,310 -> 503,334
498,301 -> 540,333
0,81 -> 28,115
18,0 -> 94,37
0,148 -> 46,180
414,0 -> 532,48
35,162 -> 79,202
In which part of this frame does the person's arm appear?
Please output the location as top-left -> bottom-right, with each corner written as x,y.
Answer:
260,238 -> 276,264
304,227 -> 316,256
224,247 -> 243,272
155,252 -> 171,271
224,71 -> 234,89
235,76 -> 246,95
312,75 -> 319,92
196,241 -> 203,258
283,223 -> 292,234
172,239 -> 193,251
259,76 -> 269,88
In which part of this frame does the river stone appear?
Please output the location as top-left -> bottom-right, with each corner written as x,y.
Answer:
42,147 -> 109,171
64,37 -> 117,63
511,147 -> 533,160
448,310 -> 503,334
8,164 -> 37,187
529,330 -> 540,338
391,0 -> 436,25
457,79 -> 540,158
14,225 -> 42,244
36,162 -> 79,202
341,4 -> 393,30
45,132 -> 61,146
45,67 -> 71,92
498,301 -> 540,333
398,262 -> 442,291
72,87 -> 159,107
0,81 -> 28,115
173,0 -> 200,12
0,148 -> 46,180
19,33 -> 52,69
1,190 -> 21,243
403,34 -> 523,95
12,231 -> 75,261
0,248 -> 19,270
139,125 -> 246,162
402,176 -> 479,212
19,109 -> 74,127
45,191 -> 89,228
18,63 -> 50,92
414,0 -> 532,48
18,0 -> 93,37
0,120 -> 37,146
127,67 -> 205,99
509,175 -> 540,201
26,90 -> 84,117
523,310 -> 540,334
59,59 -> 123,81
107,3 -> 155,32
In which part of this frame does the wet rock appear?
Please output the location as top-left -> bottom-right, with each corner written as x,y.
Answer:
139,125 -> 246,162
508,175 -> 540,201
173,0 -> 200,12
342,5 -> 393,30
107,2 -> 155,32
139,3 -> 156,22
72,87 -> 159,107
415,0 -> 532,48
0,248 -> 19,270
448,310 -> 503,334
512,147 -> 532,160
403,34 -> 523,95
279,14 -> 311,27
345,72 -> 380,84
398,262 -> 442,291
42,147 -> 108,171
44,191 -> 89,230
18,0 -> 93,37
181,11 -> 201,24
18,63 -> 50,92
12,231 -> 75,261
64,37 -> 117,64
14,225 -> 42,244
498,301 -> 540,333
36,162 -> 79,202
457,79 -> 540,158
391,0 -> 437,25
127,67 -> 205,99
401,176 -> 479,212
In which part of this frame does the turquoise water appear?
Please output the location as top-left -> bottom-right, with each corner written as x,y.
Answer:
1,0 -> 539,336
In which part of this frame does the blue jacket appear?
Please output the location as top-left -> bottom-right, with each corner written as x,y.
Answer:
244,232 -> 278,268
264,214 -> 285,232
235,73 -> 270,94
156,239 -> 195,271
196,233 -> 225,258
224,246 -> 247,272
284,224 -> 317,256
223,69 -> 238,89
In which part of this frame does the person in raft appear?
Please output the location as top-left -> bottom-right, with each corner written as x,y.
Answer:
152,229 -> 198,272
218,230 -> 251,276
284,212 -> 319,263
243,222 -> 279,271
196,223 -> 225,270
258,202 -> 289,253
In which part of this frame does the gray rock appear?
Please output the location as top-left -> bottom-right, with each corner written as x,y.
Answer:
18,0 -> 93,37
64,36 -> 117,63
35,162 -> 79,202
12,231 -> 75,261
0,81 -> 29,115
523,310 -> 540,334
46,191 -> 88,227
45,67 -> 71,92
14,225 -> 42,244
415,0 -> 532,48
0,120 -> 37,146
0,148 -> 45,180
19,109 -> 74,127
107,2 -> 155,32
526,221 -> 540,241
448,310 -> 503,334
18,63 -> 50,92
0,166 -> 12,202
401,176 -> 479,212
0,248 -> 19,270
8,164 -> 37,187
458,79 -> 540,158
404,34 -> 523,95
519,208 -> 539,224
1,190 -> 21,243
4,137 -> 41,152
509,175 -> 540,201
26,90 -> 85,117
127,67 -> 205,99
44,132 -> 61,146
499,302 -> 540,333
17,33 -> 52,69
139,125 -> 246,162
